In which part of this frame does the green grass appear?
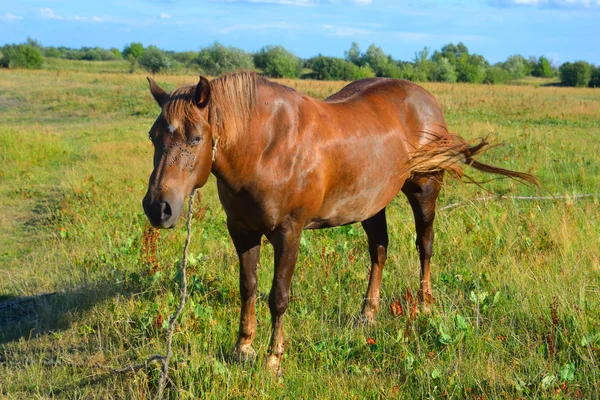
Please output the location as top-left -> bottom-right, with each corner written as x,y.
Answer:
1,66 -> 599,399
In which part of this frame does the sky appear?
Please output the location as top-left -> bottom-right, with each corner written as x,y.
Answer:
0,0 -> 598,65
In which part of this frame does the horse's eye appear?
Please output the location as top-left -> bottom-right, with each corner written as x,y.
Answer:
189,135 -> 202,146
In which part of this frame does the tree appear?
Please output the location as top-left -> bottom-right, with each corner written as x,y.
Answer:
589,65 -> 600,88
559,61 -> 592,87
123,42 -> 144,59
44,47 -> 63,58
139,46 -> 172,74
485,66 -> 512,84
432,42 -> 469,66
532,56 -> 553,78
195,42 -> 254,76
123,42 -> 144,73
309,55 -> 374,81
431,57 -> 457,83
345,42 -> 362,66
254,46 -> 301,78
110,47 -> 122,59
362,44 -> 390,76
502,54 -> 531,79
456,53 -> 488,84
412,47 -> 434,82
0,44 -> 44,69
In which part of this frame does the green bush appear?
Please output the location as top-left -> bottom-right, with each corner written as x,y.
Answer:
588,65 -> 600,88
0,44 -> 44,69
431,42 -> 469,66
431,57 -> 457,83
195,42 -> 254,76
123,43 -> 144,60
485,66 -> 512,84
138,46 -> 172,74
344,42 -> 362,66
457,53 -> 488,84
172,51 -> 198,67
309,55 -> 374,81
532,56 -> 554,78
44,47 -> 63,58
361,44 -> 391,76
110,48 -> 122,59
559,61 -> 592,87
502,54 -> 531,79
254,46 -> 301,78
378,62 -> 412,79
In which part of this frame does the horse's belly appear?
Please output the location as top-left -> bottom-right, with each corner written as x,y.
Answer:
307,166 -> 407,229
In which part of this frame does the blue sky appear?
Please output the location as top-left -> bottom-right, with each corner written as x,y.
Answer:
0,0 -> 598,65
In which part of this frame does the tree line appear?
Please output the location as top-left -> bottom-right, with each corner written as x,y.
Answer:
1,38 -> 599,88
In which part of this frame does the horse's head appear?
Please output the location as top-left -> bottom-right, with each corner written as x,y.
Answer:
142,77 -> 213,228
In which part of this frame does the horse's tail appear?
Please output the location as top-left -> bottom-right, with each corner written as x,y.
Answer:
407,132 -> 539,186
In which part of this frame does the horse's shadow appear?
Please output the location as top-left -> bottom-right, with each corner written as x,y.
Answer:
0,280 -> 122,344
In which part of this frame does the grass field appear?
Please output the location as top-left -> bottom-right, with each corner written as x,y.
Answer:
0,64 -> 599,399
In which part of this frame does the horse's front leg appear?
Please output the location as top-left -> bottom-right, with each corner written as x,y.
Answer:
265,219 -> 302,376
228,220 -> 262,363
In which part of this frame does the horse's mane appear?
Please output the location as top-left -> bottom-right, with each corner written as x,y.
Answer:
162,71 -> 261,149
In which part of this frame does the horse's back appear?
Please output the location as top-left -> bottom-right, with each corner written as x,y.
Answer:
323,77 -> 448,149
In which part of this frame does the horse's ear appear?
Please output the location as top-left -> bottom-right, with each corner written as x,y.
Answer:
194,76 -> 211,109
147,77 -> 168,107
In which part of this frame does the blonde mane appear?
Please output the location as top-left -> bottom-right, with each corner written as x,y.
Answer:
162,71 -> 259,150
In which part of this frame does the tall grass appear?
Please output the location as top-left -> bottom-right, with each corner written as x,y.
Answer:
0,67 -> 599,399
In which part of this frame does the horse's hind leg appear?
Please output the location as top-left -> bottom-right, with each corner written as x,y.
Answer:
402,172 -> 443,312
358,208 -> 389,325
228,220 -> 262,363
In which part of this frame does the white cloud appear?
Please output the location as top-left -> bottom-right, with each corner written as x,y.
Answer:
353,0 -> 372,4
160,12 -> 172,19
0,12 -> 23,21
40,8 -> 62,20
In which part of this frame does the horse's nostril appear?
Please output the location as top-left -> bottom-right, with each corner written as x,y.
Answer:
161,201 -> 173,218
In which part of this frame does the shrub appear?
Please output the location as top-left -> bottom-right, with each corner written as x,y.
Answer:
309,55 -> 374,81
380,63 -> 406,79
254,46 -> 301,78
362,44 -> 391,76
502,54 -> 531,79
139,46 -> 172,74
588,65 -> 600,88
110,48 -> 122,59
123,43 -> 144,60
172,51 -> 198,67
44,47 -> 63,58
195,42 -> 254,76
431,57 -> 457,83
559,61 -> 592,87
457,53 -> 488,84
532,56 -> 554,78
485,66 -> 512,84
0,44 -> 44,69
345,42 -> 362,66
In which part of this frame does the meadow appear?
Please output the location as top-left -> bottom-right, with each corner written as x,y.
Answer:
0,61 -> 599,399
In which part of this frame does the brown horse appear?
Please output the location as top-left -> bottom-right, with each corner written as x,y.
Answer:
142,72 -> 536,374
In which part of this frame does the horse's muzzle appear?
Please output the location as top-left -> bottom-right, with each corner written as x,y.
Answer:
142,193 -> 182,228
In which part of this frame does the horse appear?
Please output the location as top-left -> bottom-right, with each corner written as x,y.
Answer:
142,72 -> 537,375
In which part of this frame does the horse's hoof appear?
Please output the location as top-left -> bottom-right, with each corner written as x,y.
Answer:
265,355 -> 283,377
420,303 -> 432,315
232,345 -> 256,364
418,290 -> 434,314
